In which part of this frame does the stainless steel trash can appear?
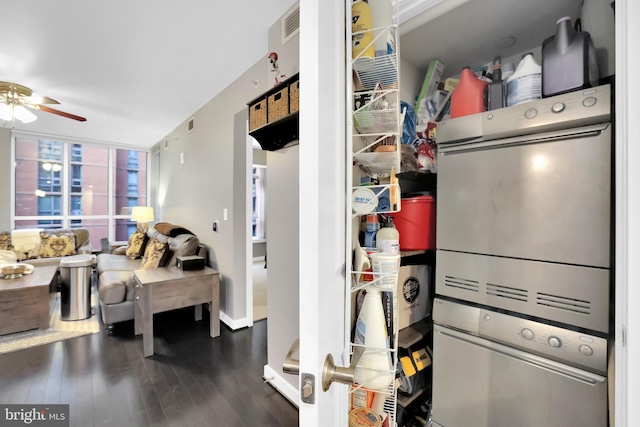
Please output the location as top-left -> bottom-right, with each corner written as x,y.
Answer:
59,254 -> 94,321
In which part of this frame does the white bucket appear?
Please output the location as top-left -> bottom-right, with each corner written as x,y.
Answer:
369,252 -> 399,290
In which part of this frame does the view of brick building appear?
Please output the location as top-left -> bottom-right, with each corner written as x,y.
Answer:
14,137 -> 148,249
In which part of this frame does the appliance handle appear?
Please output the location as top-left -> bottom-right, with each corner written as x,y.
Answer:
435,325 -> 607,385
439,123 -> 609,155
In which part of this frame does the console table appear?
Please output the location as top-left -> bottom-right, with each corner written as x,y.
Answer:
0,265 -> 58,335
133,266 -> 220,357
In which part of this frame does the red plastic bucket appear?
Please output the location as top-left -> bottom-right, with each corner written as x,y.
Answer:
393,195 -> 436,251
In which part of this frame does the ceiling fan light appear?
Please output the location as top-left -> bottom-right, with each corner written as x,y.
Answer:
13,105 -> 37,123
0,103 -> 12,121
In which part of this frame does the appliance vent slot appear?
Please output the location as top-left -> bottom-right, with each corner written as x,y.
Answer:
536,292 -> 592,315
187,118 -> 194,133
486,282 -> 528,302
444,276 -> 479,292
282,6 -> 300,44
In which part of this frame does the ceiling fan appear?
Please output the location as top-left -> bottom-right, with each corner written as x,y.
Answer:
0,81 -> 86,123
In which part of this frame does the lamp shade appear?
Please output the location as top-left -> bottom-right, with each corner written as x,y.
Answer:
131,206 -> 154,222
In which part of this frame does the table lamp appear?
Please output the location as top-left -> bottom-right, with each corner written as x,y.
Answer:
131,206 -> 154,233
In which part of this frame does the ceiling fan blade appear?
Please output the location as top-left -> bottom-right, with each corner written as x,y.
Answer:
26,95 -> 60,105
37,105 -> 86,122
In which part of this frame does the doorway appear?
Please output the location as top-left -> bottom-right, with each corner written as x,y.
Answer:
252,164 -> 267,321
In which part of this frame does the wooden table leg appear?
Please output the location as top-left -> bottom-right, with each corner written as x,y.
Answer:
210,275 -> 220,338
194,304 -> 202,321
141,285 -> 154,357
134,283 -> 143,336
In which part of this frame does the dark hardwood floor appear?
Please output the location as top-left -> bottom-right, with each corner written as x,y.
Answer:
0,307 -> 299,427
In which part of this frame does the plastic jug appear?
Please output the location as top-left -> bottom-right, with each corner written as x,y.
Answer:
353,290 -> 393,391
506,53 -> 542,107
375,216 -> 399,254
352,1 -> 375,67
450,67 -> 488,118
487,56 -> 505,111
542,16 -> 600,97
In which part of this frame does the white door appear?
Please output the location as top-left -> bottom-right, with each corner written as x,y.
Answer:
298,0 -> 350,425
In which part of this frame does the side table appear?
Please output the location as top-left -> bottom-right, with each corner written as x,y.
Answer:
0,265 -> 58,335
133,266 -> 220,357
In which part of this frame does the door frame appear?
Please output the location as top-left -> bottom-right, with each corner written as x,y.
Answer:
298,0 -> 349,425
615,1 -> 640,425
245,124 -> 255,329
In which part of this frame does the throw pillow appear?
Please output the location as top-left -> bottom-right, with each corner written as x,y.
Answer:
0,232 -> 12,251
140,238 -> 171,269
39,231 -> 76,258
126,230 -> 148,259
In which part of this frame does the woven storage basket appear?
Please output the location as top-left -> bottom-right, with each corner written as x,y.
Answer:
249,99 -> 267,131
289,80 -> 299,113
268,87 -> 289,123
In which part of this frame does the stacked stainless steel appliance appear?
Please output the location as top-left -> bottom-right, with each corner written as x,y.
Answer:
431,84 -> 612,427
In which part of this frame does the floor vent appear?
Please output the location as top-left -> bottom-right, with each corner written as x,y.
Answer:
282,5 -> 300,44
486,283 -> 528,302
444,276 -> 479,292
537,292 -> 591,315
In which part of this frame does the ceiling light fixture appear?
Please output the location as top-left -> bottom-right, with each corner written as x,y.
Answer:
12,105 -> 37,123
0,83 -> 38,124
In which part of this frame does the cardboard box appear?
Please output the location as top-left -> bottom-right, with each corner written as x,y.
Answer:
414,59 -> 445,112
396,264 -> 431,329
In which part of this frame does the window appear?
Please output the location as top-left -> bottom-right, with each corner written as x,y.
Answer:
13,137 -> 149,249
252,166 -> 266,239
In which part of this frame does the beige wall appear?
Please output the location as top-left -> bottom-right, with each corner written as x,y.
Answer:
151,57 -> 270,322
265,2 -> 300,393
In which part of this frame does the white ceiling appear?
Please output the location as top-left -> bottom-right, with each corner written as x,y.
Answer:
399,0 -> 583,77
0,0 -> 298,149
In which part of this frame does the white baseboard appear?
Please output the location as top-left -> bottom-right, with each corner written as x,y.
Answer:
263,364 -> 299,407
219,311 -> 252,330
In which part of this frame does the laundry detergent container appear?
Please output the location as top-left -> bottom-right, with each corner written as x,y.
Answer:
393,195 -> 436,251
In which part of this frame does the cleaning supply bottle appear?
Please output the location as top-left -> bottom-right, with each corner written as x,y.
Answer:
352,1 -> 375,67
487,56 -> 505,110
363,214 -> 379,248
506,53 -> 542,106
375,216 -> 399,254
450,67 -> 488,118
542,16 -> 600,97
353,290 -> 393,391
369,0 -> 393,57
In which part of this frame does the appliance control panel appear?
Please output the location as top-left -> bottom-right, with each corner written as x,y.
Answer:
434,298 -> 608,374
437,84 -> 611,145
482,84 -> 611,141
